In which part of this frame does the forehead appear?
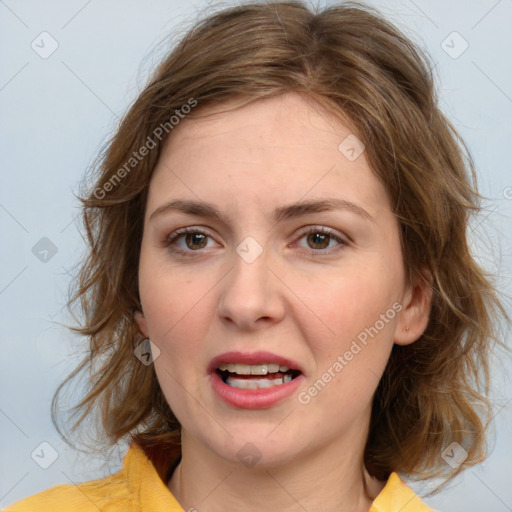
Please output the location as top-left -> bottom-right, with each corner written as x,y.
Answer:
164,93 -> 356,159
147,92 -> 390,216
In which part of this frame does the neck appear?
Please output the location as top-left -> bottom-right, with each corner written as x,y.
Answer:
168,425 -> 386,512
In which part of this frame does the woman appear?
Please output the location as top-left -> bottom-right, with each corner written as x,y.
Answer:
5,2 -> 507,511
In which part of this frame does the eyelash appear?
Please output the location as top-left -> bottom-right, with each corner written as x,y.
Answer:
165,226 -> 348,257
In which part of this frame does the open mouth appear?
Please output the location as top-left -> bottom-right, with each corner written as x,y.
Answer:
216,363 -> 301,389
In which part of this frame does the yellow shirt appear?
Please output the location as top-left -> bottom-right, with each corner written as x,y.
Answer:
3,443 -> 435,512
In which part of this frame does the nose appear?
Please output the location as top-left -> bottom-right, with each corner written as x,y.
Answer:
217,243 -> 286,331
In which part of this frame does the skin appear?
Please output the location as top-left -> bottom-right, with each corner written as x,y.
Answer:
135,92 -> 432,512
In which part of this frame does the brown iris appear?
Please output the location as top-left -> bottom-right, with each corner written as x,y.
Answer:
307,232 -> 330,250
185,233 -> 208,250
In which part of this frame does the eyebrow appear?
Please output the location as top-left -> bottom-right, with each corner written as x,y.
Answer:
149,198 -> 374,224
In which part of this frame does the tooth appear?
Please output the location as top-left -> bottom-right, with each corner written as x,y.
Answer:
218,363 -> 228,371
235,363 -> 251,375
267,364 -> 279,373
225,376 -> 285,389
250,364 -> 268,375
279,365 -> 289,372
256,379 -> 273,388
283,374 -> 292,383
227,363 -> 236,373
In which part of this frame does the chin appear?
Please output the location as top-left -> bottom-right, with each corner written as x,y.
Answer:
201,425 -> 306,470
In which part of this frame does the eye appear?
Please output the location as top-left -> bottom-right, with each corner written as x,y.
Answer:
294,226 -> 348,253
165,225 -> 348,256
166,227 -> 219,253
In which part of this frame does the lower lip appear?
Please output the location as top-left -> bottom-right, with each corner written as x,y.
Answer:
210,371 -> 305,409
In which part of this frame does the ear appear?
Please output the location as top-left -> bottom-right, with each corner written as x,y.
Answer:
393,270 -> 433,346
134,310 -> 149,338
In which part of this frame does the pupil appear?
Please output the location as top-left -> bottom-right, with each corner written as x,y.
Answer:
308,232 -> 329,249
186,233 -> 207,250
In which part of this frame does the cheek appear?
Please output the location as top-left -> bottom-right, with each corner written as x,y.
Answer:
298,262 -> 401,371
311,262 -> 400,320
138,260 -> 223,416
144,287 -> 219,415
138,250 -> 218,347
297,277 -> 398,421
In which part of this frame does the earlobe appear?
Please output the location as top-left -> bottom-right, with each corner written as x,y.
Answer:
134,310 -> 149,338
394,271 -> 433,346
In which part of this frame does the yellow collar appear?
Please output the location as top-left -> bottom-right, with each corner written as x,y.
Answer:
5,442 -> 434,512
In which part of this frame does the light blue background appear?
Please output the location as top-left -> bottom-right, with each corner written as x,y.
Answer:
1,1 -> 511,510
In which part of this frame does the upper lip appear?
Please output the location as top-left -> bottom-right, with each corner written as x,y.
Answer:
208,350 -> 304,374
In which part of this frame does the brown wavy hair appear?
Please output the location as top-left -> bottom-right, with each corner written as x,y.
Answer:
53,0 -> 509,489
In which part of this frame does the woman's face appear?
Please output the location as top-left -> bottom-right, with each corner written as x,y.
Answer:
136,92 -> 429,467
